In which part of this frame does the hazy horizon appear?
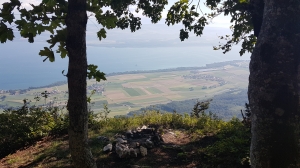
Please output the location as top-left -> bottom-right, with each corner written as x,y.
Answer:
0,1 -> 251,90
0,24 -> 250,90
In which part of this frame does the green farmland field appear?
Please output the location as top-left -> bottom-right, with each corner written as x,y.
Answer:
123,88 -> 146,96
0,60 -> 249,116
146,87 -> 163,94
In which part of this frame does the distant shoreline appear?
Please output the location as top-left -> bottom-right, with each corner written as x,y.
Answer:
0,60 -> 249,91
107,60 -> 248,76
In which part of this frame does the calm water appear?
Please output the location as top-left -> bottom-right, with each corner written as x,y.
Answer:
0,41 -> 250,90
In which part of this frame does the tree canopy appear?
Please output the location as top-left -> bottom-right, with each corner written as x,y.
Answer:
1,0 -> 258,57
165,0 -> 257,56
0,0 -> 168,80
4,0 -> 298,167
1,0 -> 168,167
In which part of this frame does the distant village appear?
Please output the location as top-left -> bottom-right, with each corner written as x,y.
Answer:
0,83 -> 105,96
183,72 -> 227,88
87,84 -> 105,95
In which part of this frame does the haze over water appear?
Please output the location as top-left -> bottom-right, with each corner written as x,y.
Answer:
0,25 -> 250,90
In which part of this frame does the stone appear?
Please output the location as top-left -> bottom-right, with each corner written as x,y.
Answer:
97,136 -> 109,142
169,132 -> 175,135
103,143 -> 112,152
114,133 -> 126,140
134,148 -> 140,155
116,137 -> 127,144
145,139 -> 154,148
126,130 -> 133,139
140,146 -> 147,156
116,143 -> 130,158
133,132 -> 142,139
124,148 -> 130,157
141,128 -> 154,134
151,134 -> 163,145
115,145 -> 124,158
129,148 -> 137,157
116,143 -> 127,149
129,141 -> 138,148
96,124 -> 165,158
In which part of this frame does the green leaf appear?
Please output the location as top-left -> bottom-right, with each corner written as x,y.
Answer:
48,52 -> 55,62
42,0 -> 50,4
0,23 -> 14,43
87,64 -> 106,82
6,28 -> 14,41
28,33 -> 34,43
105,15 -> 117,29
57,43 -> 68,58
238,0 -> 248,3
44,0 -> 56,6
179,29 -> 188,41
180,0 -> 188,3
87,97 -> 91,103
97,28 -> 106,41
39,47 -> 55,62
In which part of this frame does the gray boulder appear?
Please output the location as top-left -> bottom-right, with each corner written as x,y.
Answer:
103,143 -> 112,152
140,146 -> 147,157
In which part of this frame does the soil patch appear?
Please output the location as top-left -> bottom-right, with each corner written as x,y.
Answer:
1,130 -> 211,168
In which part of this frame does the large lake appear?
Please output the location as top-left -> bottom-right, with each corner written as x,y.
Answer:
0,25 -> 250,90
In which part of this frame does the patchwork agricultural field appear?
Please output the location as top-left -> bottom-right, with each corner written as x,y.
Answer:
0,60 -> 249,117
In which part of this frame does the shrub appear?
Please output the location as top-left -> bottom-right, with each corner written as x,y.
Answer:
0,99 -> 69,158
201,118 -> 251,167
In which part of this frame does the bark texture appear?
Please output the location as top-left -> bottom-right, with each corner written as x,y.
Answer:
250,0 -> 264,37
249,0 -> 300,167
66,0 -> 96,167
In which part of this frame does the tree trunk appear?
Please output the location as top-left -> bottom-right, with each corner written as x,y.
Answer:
66,0 -> 96,167
249,0 -> 300,167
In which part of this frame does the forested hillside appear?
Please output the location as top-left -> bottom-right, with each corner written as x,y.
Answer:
127,89 -> 248,120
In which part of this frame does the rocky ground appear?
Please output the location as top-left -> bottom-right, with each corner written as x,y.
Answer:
0,127 -> 218,168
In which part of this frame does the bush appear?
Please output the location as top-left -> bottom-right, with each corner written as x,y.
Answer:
0,99 -> 69,158
201,118 -> 251,167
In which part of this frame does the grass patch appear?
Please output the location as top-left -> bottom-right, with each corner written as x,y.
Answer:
118,102 -> 135,106
123,77 -> 150,82
123,88 -> 146,96
170,87 -> 191,92
1,108 -> 250,168
129,97 -> 168,104
93,100 -> 108,105
143,73 -> 161,78
105,83 -> 123,89
135,88 -> 147,95
146,87 -> 163,94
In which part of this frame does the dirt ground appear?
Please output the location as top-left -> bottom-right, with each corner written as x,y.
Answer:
0,129 -> 216,168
